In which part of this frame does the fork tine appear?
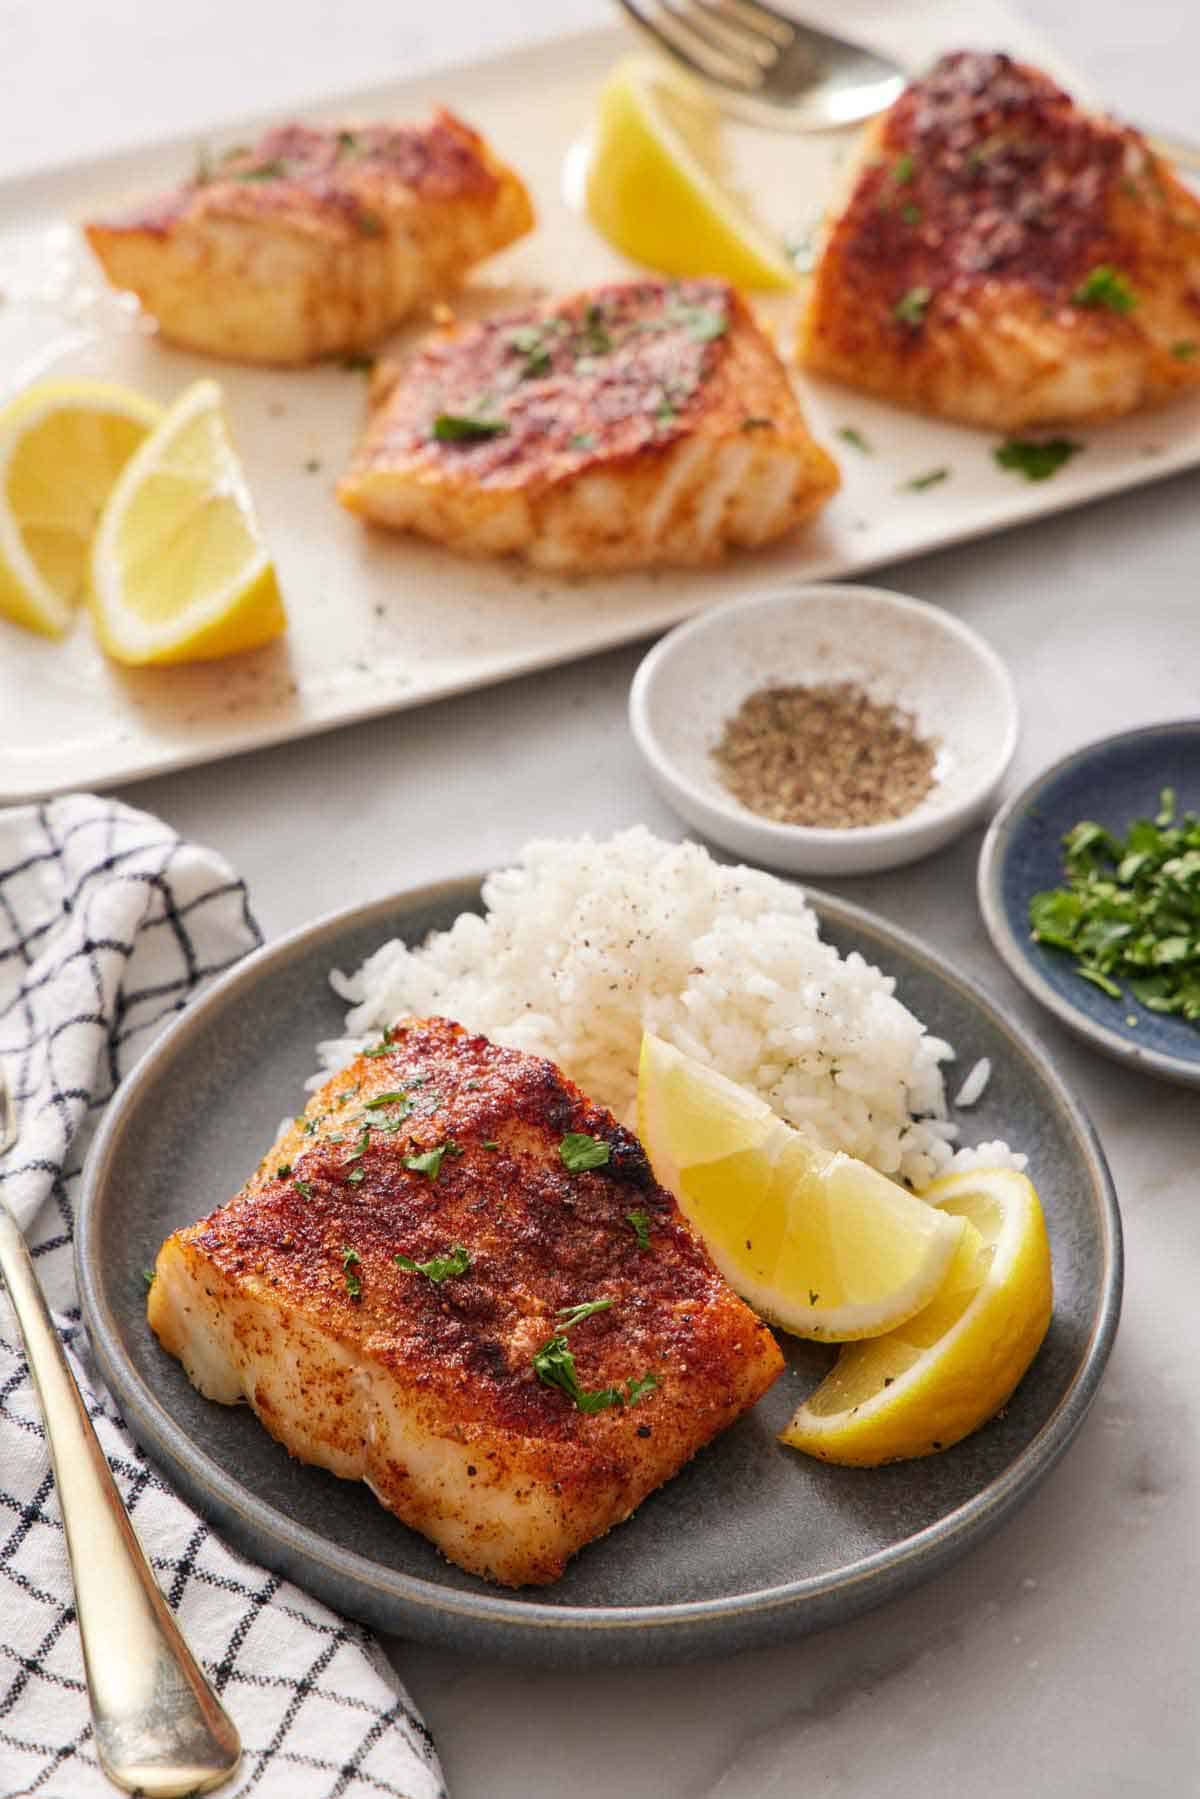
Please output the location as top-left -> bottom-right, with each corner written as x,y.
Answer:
708,0 -> 801,43
680,0 -> 780,67
616,0 -> 763,93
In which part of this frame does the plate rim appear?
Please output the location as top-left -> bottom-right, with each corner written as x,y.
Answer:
77,875 -> 1124,1661
978,717 -> 1200,1089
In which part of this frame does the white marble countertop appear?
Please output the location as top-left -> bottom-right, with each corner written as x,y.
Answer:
11,1 -> 1200,1792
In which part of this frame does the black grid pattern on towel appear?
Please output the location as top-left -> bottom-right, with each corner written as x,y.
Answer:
0,796 -> 445,1799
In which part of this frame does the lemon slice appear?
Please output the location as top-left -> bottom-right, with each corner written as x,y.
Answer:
780,1168 -> 1054,1464
637,1033 -> 964,1339
586,56 -> 797,291
0,379 -> 162,638
89,378 -> 286,666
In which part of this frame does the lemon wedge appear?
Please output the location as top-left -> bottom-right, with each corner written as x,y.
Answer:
586,56 -> 797,291
780,1168 -> 1054,1464
636,1033 -> 965,1339
0,379 -> 162,638
89,378 -> 285,666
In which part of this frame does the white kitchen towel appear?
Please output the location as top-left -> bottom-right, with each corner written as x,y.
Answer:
0,795 -> 445,1799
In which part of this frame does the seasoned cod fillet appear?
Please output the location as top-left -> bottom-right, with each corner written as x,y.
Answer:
148,1017 -> 783,1587
337,277 -> 839,570
798,51 -> 1200,428
84,112 -> 534,365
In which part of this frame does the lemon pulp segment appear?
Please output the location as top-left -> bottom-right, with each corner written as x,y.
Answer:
781,1168 -> 1053,1463
89,378 -> 285,666
636,1032 -> 964,1341
585,57 -> 797,291
0,380 -> 162,637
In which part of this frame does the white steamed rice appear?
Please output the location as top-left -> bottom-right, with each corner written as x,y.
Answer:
317,829 -> 1023,1191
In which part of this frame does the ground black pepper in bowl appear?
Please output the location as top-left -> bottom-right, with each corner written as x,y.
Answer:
712,681 -> 938,829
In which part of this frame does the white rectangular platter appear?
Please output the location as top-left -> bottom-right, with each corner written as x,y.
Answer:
0,6 -> 1194,802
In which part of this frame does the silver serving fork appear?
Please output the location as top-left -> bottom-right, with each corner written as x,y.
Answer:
0,1069 -> 241,1796
614,0 -> 1200,170
614,0 -> 905,130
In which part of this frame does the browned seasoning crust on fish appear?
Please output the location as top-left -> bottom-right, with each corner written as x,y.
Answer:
84,111 -> 534,365
337,277 -> 839,569
798,52 -> 1200,427
148,1017 -> 783,1587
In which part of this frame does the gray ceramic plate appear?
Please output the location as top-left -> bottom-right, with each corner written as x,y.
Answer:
77,879 -> 1122,1668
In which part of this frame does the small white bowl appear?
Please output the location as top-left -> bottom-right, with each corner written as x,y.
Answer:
629,583 -> 1019,876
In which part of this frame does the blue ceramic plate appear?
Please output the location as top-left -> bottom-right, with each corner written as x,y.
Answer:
979,721 -> 1200,1087
77,879 -> 1121,1668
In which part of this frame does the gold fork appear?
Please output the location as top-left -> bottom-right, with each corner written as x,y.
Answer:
0,1070 -> 240,1796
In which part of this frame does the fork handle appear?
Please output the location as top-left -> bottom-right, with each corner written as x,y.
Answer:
0,1209 -> 240,1797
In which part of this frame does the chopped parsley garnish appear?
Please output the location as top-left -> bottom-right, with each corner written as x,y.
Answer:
783,228 -> 818,273
1171,340 -> 1199,360
362,1029 -> 394,1056
838,426 -> 872,453
294,1179 -> 314,1200
142,1267 -> 156,1290
336,129 -> 359,155
893,152 -> 915,184
404,1145 -> 447,1179
531,1336 -> 624,1413
356,210 -> 384,237
275,1163 -> 292,1179
508,324 -> 553,379
901,202 -> 922,226
346,1125 -> 371,1161
626,1209 -> 652,1251
556,1298 -> 614,1329
234,159 -> 287,182
482,1138 -> 500,1150
994,437 -> 1082,482
559,1132 -> 611,1173
1028,789 -> 1200,1021
741,416 -> 773,431
394,1243 -> 471,1282
364,1090 -> 410,1111
581,302 -> 612,355
893,286 -> 931,326
528,1309 -> 651,1417
569,432 -> 596,451
431,413 -> 510,443
901,466 -> 949,491
1071,265 -> 1137,313
668,301 -> 727,342
342,352 -> 376,373
530,1300 -> 655,1414
341,1245 -> 362,1300
346,1167 -> 365,1185
531,1302 -> 657,1414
